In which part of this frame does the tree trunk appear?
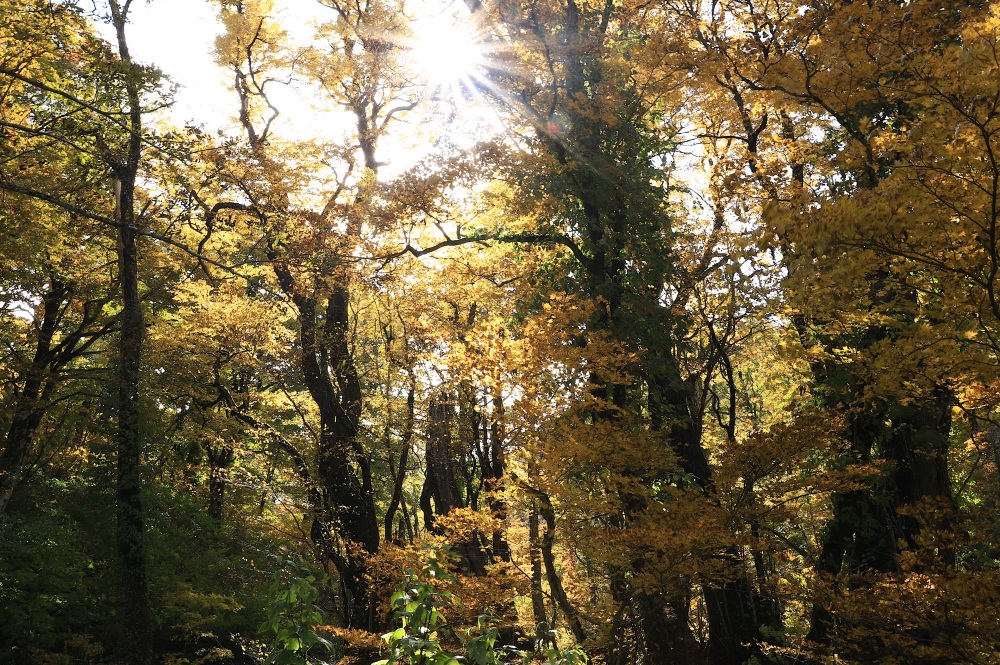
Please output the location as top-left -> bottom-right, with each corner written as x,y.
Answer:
537,490 -> 587,644
384,388 -> 414,544
424,394 -> 489,575
808,389 -> 955,647
703,576 -> 757,665
0,279 -> 64,513
649,360 -> 772,664
108,3 -> 152,661
0,392 -> 48,513
206,444 -> 234,522
425,395 -> 462,516
113,178 -> 152,665
487,392 -> 511,562
529,502 -> 548,646
272,266 -> 379,628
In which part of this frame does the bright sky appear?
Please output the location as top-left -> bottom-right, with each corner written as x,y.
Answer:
98,0 -> 500,172
110,0 -> 232,132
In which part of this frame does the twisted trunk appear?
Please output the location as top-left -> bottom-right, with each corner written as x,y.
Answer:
273,264 -> 379,628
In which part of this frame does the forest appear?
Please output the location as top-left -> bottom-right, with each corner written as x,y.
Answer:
3,0 -> 1000,663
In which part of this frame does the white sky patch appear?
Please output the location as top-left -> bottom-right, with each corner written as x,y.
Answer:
5,298 -> 37,322
93,0 -> 231,132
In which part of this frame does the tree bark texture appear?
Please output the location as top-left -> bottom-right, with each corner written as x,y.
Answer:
272,264 -> 379,628
108,3 -> 152,661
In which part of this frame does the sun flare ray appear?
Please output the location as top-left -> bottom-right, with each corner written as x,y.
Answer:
406,4 -> 490,102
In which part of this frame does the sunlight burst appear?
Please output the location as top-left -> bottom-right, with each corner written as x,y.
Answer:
408,8 -> 487,101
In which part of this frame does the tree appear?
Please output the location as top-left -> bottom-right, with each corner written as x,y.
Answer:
0,1 -> 183,660
0,0 -> 120,513
456,0 -> 787,660
658,0 -> 1000,659
211,0 -> 429,627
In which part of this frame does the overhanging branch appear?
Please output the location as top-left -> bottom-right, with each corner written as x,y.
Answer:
0,177 -> 260,278
367,230 -> 590,267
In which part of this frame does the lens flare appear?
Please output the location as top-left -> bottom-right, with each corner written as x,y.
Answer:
407,7 -> 486,101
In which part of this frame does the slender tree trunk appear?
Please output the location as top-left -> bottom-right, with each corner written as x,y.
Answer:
207,445 -> 234,522
529,501 -> 548,646
534,490 -> 587,644
487,392 -> 511,562
384,387 -> 414,544
420,473 -> 435,533
113,176 -> 152,664
108,3 -> 152,661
